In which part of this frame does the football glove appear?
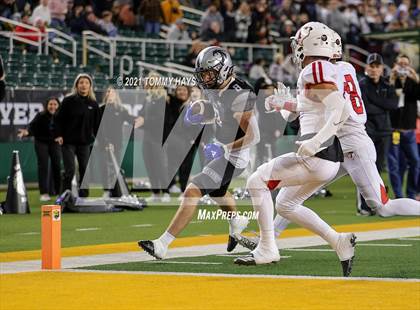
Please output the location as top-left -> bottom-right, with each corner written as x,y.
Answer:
184,104 -> 204,126
203,143 -> 226,161
265,82 -> 297,113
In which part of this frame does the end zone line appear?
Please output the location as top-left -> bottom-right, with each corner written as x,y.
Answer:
57,269 -> 420,283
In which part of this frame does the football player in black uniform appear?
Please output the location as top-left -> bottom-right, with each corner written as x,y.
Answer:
138,46 -> 260,259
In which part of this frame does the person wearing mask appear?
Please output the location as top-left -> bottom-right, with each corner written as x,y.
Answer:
388,54 -> 420,199
359,53 -> 398,173
99,87 -> 142,197
55,74 -> 101,198
18,98 -> 62,201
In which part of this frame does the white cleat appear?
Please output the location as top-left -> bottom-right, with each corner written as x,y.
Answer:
234,246 -> 280,265
138,239 -> 167,260
161,193 -> 171,203
335,233 -> 357,277
40,194 -> 51,202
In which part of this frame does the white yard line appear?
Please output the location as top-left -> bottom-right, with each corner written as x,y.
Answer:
145,261 -> 222,265
399,237 -> 420,241
284,248 -> 334,252
1,226 -> 419,275
357,243 -> 412,247
75,228 -> 100,232
58,269 -> 420,283
16,232 -> 40,236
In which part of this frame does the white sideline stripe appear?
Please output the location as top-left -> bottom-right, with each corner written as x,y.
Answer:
399,238 -> 420,241
216,254 -> 292,259
131,224 -> 153,228
2,226 -> 419,275
17,232 -> 40,236
145,261 -> 222,265
59,269 -> 420,283
284,248 -> 334,252
190,221 -> 203,224
75,228 -> 100,231
357,243 -> 412,247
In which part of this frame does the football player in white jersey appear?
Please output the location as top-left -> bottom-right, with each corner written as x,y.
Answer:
234,22 -> 357,277
235,29 -> 420,257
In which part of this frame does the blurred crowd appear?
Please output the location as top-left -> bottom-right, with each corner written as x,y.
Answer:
1,0 -> 419,42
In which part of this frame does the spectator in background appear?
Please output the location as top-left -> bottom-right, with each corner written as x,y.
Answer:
98,10 -> 117,37
234,1 -> 251,43
200,2 -> 223,36
135,71 -> 171,203
99,87 -> 142,197
55,74 -> 101,198
92,0 -> 114,17
49,0 -> 68,28
31,0 -> 51,25
17,98 -> 62,201
248,0 -> 271,44
183,40 -> 205,67
388,54 -> 420,199
0,0 -> 18,19
201,20 -> 223,42
269,53 -> 286,83
167,19 -> 190,42
15,14 -> 46,44
0,55 -> 5,102
70,9 -> 108,35
249,58 -> 270,83
359,53 -> 398,173
326,0 -> 349,39
161,0 -> 183,25
118,2 -> 137,28
221,0 -> 236,42
139,0 -> 163,35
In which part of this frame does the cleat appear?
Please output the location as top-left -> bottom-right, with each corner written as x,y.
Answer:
227,215 -> 249,252
341,256 -> 355,277
235,234 -> 259,251
138,239 -> 167,260
227,235 -> 238,252
335,233 -> 357,276
234,254 -> 257,265
234,247 -> 280,265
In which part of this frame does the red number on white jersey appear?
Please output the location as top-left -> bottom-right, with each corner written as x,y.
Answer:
343,74 -> 363,115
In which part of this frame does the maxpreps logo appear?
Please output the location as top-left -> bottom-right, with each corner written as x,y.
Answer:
197,209 -> 258,221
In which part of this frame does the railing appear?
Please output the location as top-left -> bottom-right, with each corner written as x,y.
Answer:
344,44 -> 370,69
45,28 -> 77,66
0,17 -> 77,65
0,17 -> 43,54
83,30 -> 115,77
136,61 -> 193,78
164,61 -> 195,73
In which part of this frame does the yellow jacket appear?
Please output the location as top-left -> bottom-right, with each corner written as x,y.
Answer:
161,0 -> 183,24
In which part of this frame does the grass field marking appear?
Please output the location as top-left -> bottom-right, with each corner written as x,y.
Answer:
144,261 -> 223,265
190,221 -> 203,224
131,224 -> 153,228
283,248 -> 335,252
215,254 -> 292,259
357,243 -> 412,247
59,269 -> 420,283
75,228 -> 101,232
16,232 -> 40,236
1,219 -> 418,263
399,237 -> 420,241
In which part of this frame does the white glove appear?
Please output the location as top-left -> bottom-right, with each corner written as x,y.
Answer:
264,82 -> 297,113
296,138 -> 321,157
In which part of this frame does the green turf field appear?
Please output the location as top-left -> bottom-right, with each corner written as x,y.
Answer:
80,237 -> 420,279
0,175 -> 417,252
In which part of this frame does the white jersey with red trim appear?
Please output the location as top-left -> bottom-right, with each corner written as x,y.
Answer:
335,61 -> 369,153
296,60 -> 338,137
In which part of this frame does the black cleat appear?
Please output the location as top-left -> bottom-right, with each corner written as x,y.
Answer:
341,256 -> 355,277
138,240 -> 161,260
234,254 -> 257,266
236,235 -> 259,251
227,235 -> 238,252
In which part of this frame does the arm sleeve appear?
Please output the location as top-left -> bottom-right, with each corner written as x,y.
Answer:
27,113 -> 41,137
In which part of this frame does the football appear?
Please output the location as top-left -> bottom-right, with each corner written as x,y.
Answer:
190,99 -> 216,124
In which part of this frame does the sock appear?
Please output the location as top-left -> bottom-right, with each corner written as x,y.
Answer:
249,187 -> 277,251
279,205 -> 339,247
377,199 -> 420,217
158,231 -> 175,248
273,214 -> 291,238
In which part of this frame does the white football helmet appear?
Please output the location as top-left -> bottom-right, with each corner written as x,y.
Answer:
331,30 -> 342,60
291,22 -> 335,68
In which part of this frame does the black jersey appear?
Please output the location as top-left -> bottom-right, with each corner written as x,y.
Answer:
205,77 -> 256,145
